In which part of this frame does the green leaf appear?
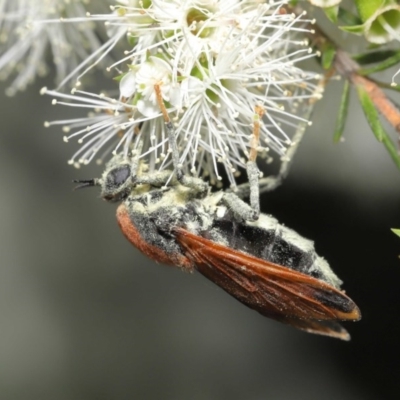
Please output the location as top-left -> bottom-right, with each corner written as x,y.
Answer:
381,130 -> 400,170
353,50 -> 399,65
321,45 -> 337,70
113,73 -> 125,82
338,7 -> 363,26
354,0 -> 389,22
391,228 -> 400,237
127,33 -> 138,47
340,23 -> 366,34
358,50 -> 400,75
372,79 -> 400,92
356,84 -> 400,169
324,5 -> 339,23
355,84 -> 385,142
333,80 -> 350,143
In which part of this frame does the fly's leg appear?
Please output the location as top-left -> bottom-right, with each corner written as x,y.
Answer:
233,145 -> 296,200
220,106 -> 264,222
234,95 -> 315,200
154,84 -> 183,181
245,105 -> 264,220
134,170 -> 177,187
221,192 -> 259,222
232,127 -> 304,200
233,69 -> 324,200
154,83 -> 208,196
257,110 -> 309,194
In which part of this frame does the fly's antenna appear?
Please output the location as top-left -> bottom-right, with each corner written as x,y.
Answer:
154,83 -> 183,181
73,179 -> 100,191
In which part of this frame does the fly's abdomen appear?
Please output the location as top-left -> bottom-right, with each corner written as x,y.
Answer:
212,212 -> 341,288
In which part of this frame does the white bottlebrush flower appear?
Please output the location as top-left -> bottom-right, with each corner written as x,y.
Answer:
46,0 -> 322,188
41,86 -> 176,173
0,0 -> 106,96
120,56 -> 182,116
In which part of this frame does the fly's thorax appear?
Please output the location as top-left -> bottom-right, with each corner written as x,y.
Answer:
128,183 -> 202,212
125,184 -> 217,236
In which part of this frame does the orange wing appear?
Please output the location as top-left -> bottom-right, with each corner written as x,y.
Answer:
173,228 -> 361,340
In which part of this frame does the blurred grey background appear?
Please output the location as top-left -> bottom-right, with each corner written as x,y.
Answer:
1,65 -> 400,400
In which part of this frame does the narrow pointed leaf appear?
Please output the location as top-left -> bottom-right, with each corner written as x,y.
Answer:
340,24 -> 365,34
356,83 -> 400,170
391,228 -> 400,237
333,80 -> 350,143
355,84 -> 384,142
322,45 -> 337,70
358,51 -> 400,75
353,50 -> 399,65
370,79 -> 400,93
381,131 -> 400,170
338,7 -> 363,26
324,6 -> 339,23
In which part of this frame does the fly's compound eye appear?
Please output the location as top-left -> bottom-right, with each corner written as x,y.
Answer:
107,165 -> 130,187
102,165 -> 132,202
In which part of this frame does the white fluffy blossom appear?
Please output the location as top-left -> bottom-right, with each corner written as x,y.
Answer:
0,0 -> 106,95
45,0 -> 322,187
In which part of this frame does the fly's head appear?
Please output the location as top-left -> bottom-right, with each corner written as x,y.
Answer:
101,162 -> 134,202
74,152 -> 139,202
